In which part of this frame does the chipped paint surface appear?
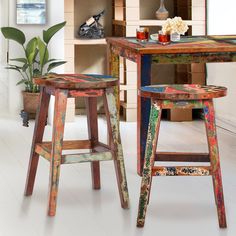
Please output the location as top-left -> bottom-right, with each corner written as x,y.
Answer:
140,84 -> 227,100
62,152 -> 113,164
110,44 -> 138,63
137,101 -> 162,227
69,89 -> 103,97
153,166 -> 210,176
48,89 -> 68,216
34,74 -> 118,89
137,98 -> 227,227
203,100 -> 227,228
110,50 -> 120,78
105,86 -> 130,208
152,52 -> 236,64
107,37 -> 235,177
161,99 -> 203,109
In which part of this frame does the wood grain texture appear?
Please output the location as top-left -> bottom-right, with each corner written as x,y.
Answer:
35,142 -> 113,164
69,89 -> 104,97
137,54 -> 152,176
107,36 -> 236,54
24,87 -> 50,196
203,99 -> 227,228
103,86 -> 130,209
61,152 -> 113,164
140,84 -> 227,100
155,152 -> 210,162
85,97 -> 101,190
107,45 -> 120,78
107,36 -> 233,176
48,89 -> 68,216
136,95 -> 227,227
37,140 -> 92,150
25,71 -> 130,215
137,100 -> 162,227
152,52 -> 236,64
34,74 -> 118,89
152,166 -> 211,176
161,99 -> 204,109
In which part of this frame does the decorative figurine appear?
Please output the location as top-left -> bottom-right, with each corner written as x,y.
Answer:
78,10 -> 105,39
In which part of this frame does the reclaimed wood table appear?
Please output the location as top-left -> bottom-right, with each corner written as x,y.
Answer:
106,35 -> 236,175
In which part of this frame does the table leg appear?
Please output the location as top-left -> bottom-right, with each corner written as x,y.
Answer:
137,55 -> 152,175
107,43 -> 119,78
107,43 -> 120,146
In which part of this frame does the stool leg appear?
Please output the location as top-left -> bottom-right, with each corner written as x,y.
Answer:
203,99 -> 227,228
48,89 -> 68,216
103,86 -> 129,209
85,97 -> 101,190
137,100 -> 162,227
25,87 -> 50,196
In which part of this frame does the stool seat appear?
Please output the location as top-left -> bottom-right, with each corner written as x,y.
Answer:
140,84 -> 227,100
34,74 -> 118,89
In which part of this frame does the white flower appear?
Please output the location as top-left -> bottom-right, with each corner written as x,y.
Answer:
162,17 -> 189,35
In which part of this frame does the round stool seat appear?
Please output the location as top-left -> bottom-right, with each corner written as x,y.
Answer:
140,84 -> 227,100
34,74 -> 118,89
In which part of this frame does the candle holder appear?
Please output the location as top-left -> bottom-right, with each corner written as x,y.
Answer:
136,27 -> 149,43
158,30 -> 170,45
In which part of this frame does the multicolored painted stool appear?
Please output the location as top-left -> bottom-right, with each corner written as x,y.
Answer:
24,74 -> 129,216
137,84 -> 227,228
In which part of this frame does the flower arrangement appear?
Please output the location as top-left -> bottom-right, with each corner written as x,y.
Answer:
162,16 -> 189,35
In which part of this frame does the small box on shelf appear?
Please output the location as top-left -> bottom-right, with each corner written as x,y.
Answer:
168,108 -> 193,122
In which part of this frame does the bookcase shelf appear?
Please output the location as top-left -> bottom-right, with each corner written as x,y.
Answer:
64,0 -> 207,122
73,38 -> 107,45
112,0 -> 207,121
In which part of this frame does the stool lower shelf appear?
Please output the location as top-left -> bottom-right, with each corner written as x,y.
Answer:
35,140 -> 113,164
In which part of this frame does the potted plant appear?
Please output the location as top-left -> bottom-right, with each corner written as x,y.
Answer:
1,21 -> 66,126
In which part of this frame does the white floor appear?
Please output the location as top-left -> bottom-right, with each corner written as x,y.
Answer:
0,115 -> 236,236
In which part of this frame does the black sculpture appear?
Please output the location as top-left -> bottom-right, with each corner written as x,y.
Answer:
78,10 -> 105,39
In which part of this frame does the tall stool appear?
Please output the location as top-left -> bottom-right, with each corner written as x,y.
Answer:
137,84 -> 227,228
24,74 -> 129,216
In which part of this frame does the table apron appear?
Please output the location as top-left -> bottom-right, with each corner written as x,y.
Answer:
110,44 -> 138,63
152,52 -> 236,64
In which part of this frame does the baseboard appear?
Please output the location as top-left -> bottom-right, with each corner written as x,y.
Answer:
216,114 -> 236,134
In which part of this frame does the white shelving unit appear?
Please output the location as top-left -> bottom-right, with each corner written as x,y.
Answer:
64,0 -> 113,118
113,0 -> 207,121
64,0 -> 207,122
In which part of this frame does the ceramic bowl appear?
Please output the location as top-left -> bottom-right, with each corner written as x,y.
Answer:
150,33 -> 158,41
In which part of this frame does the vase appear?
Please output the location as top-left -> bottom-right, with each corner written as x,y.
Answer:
156,0 -> 169,20
170,32 -> 181,42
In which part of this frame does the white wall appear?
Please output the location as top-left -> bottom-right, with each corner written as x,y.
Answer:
0,0 -> 9,114
7,0 -> 64,116
207,0 -> 236,132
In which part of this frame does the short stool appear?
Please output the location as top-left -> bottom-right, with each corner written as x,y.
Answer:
137,84 -> 227,228
24,74 -> 129,216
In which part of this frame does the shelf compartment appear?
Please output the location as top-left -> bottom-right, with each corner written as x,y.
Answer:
73,38 -> 107,45
113,19 -> 205,26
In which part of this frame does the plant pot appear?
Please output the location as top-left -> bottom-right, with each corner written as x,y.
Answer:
22,91 -> 40,117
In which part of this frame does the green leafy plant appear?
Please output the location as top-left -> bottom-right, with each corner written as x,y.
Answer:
1,21 -> 66,93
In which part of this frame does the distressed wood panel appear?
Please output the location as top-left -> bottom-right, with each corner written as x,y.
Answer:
152,166 -> 211,176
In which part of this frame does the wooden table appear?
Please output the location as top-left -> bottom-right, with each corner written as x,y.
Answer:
106,36 -> 236,175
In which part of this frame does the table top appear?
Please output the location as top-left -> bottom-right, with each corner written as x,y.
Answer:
107,35 -> 236,54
